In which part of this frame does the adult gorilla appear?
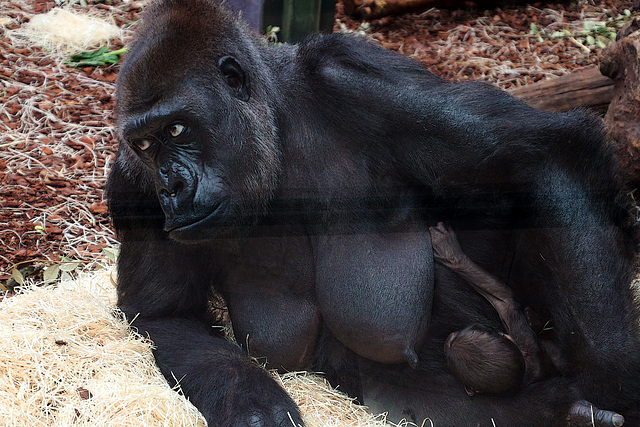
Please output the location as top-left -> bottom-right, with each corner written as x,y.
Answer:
107,0 -> 640,425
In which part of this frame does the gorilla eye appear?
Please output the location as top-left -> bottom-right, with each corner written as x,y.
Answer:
133,139 -> 153,151
166,123 -> 185,138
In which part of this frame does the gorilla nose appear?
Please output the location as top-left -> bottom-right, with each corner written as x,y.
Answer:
157,167 -> 196,225
158,178 -> 189,214
157,162 -> 194,204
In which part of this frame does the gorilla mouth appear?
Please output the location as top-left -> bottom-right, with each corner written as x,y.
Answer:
165,202 -> 230,241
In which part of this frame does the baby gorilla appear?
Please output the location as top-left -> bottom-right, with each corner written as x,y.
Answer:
430,222 -> 542,396
429,223 -> 625,426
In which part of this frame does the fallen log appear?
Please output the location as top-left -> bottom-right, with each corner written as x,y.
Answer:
344,0 -> 477,19
344,0 -> 531,20
508,65 -> 613,114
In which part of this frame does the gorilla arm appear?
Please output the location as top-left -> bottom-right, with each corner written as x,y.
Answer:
107,156 -> 303,427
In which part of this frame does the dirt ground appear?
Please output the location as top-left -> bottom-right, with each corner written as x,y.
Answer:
0,0 -> 637,284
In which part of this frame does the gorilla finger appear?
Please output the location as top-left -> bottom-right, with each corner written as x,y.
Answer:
233,409 -> 300,427
272,404 -> 303,426
593,409 -> 625,427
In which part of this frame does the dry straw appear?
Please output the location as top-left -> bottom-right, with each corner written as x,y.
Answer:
0,271 -> 401,426
0,271 -> 206,426
10,8 -> 121,55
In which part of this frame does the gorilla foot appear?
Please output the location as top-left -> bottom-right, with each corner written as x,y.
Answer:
232,406 -> 301,427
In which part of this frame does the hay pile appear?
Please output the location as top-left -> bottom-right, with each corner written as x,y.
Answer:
10,8 -> 121,55
0,271 -> 394,426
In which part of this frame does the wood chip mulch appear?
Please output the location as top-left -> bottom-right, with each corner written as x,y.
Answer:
1,0 -> 636,285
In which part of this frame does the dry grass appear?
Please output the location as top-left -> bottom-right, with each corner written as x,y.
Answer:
0,271 -> 207,426
9,8 -> 122,56
0,271 -> 403,426
0,56 -> 119,264
278,372 -> 394,427
423,6 -> 609,88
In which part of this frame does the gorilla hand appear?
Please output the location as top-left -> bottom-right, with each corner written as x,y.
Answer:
220,365 -> 303,427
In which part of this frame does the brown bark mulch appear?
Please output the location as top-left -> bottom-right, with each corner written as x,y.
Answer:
1,0 -> 636,285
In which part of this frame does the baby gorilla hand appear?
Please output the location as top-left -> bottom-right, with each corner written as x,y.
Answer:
429,222 -> 469,271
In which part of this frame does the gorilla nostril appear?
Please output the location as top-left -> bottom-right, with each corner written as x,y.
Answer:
160,181 -> 185,198
171,181 -> 185,197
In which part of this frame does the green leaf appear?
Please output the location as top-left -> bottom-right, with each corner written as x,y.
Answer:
60,262 -> 80,272
586,35 -> 596,45
530,23 -> 539,35
11,268 -> 25,286
70,46 -> 109,60
583,21 -> 605,32
67,46 -> 128,68
102,247 -> 119,262
624,9 -> 631,17
43,264 -> 60,283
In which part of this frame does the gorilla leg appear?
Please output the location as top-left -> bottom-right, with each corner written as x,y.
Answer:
359,364 -> 576,427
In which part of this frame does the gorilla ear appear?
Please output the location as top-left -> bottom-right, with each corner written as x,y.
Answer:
218,56 -> 250,101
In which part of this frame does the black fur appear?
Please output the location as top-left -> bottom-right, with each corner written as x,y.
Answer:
107,0 -> 640,425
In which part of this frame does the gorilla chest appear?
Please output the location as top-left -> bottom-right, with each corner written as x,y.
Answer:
220,230 -> 434,370
315,231 -> 434,367
220,236 -> 321,370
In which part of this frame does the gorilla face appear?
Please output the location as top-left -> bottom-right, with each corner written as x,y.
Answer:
115,4 -> 281,242
118,98 -> 229,240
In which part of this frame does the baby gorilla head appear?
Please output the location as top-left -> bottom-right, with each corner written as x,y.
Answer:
445,325 -> 525,396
